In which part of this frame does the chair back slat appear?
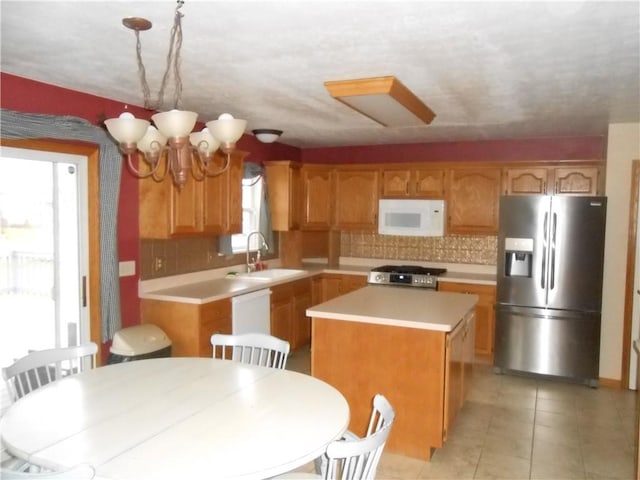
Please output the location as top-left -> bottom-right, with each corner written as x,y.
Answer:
2,343 -> 98,402
211,333 -> 290,369
322,394 -> 396,480
0,463 -> 95,479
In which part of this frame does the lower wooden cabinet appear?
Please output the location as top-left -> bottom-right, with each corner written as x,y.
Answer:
270,278 -> 313,351
438,281 -> 496,357
444,312 -> 475,438
270,284 -> 293,347
311,310 -> 475,460
317,273 -> 368,302
141,298 -> 232,357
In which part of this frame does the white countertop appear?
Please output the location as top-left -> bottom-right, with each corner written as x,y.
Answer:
139,259 -> 495,305
306,285 -> 478,332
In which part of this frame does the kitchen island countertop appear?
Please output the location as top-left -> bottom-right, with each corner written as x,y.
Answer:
307,285 -> 478,332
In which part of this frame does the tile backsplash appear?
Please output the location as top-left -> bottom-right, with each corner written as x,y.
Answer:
140,232 -> 496,280
340,232 -> 497,265
140,236 -> 279,280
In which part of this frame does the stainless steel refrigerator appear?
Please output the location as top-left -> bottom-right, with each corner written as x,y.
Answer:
494,195 -> 607,386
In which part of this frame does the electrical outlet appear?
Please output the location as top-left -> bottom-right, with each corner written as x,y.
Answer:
154,257 -> 164,272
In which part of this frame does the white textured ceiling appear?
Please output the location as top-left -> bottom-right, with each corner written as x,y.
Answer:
1,1 -> 639,148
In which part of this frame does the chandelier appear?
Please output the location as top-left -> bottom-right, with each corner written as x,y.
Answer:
104,0 -> 246,190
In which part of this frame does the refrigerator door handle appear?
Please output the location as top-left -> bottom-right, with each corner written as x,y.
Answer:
541,211 -> 548,289
550,212 -> 557,290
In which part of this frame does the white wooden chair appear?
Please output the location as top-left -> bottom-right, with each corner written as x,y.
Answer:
1,343 -> 98,402
278,394 -> 396,480
210,333 -> 290,369
0,464 -> 95,479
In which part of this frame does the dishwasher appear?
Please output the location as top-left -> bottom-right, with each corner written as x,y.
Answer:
231,288 -> 272,334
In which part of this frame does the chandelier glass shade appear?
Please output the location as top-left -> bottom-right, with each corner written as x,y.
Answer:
105,110 -> 247,189
104,1 -> 248,190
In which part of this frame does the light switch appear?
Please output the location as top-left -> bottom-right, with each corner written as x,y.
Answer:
119,260 -> 136,277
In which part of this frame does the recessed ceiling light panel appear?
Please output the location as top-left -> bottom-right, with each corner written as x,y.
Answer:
324,76 -> 435,127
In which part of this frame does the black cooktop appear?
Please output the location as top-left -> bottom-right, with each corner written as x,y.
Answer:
371,265 -> 447,276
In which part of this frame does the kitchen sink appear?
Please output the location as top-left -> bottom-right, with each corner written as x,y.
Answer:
236,268 -> 306,282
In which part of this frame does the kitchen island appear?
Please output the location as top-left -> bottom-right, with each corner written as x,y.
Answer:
308,285 -> 478,461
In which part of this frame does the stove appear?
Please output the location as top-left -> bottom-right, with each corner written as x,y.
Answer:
367,265 -> 447,289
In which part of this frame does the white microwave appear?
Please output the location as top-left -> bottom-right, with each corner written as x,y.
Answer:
378,199 -> 446,237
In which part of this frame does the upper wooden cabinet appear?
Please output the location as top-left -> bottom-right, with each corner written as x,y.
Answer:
139,151 -> 246,239
300,165 -> 333,230
333,168 -> 379,230
291,160 -> 604,237
503,165 -> 603,196
553,166 -> 602,195
264,161 -> 301,231
446,167 -> 502,235
381,168 -> 446,198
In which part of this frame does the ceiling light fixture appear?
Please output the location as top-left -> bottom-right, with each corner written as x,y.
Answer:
104,0 -> 246,190
324,76 -> 435,127
252,129 -> 283,143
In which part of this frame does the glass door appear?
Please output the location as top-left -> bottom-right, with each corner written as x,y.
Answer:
0,148 -> 89,368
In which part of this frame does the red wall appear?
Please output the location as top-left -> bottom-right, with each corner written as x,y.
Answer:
302,136 -> 605,164
0,72 -> 301,327
1,72 -> 606,345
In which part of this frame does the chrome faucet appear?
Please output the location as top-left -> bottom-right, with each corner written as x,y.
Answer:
246,231 -> 269,273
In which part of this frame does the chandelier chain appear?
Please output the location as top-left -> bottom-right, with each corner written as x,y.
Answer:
134,30 -> 152,109
134,0 -> 185,111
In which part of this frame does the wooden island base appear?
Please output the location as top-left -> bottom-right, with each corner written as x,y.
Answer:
311,314 -> 474,461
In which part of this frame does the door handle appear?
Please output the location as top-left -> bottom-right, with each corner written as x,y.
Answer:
549,213 -> 557,290
541,212 -> 548,289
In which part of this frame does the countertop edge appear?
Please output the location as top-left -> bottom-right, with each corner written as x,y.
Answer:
139,264 -> 495,304
305,310 -> 454,332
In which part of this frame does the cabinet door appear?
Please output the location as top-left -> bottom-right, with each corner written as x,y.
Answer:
265,161 -> 301,231
226,152 -> 244,234
447,168 -> 501,235
292,280 -> 312,350
201,156 -> 229,235
170,177 -> 202,235
301,166 -> 333,230
444,320 -> 465,439
311,276 -> 324,306
503,167 -> 549,195
199,298 -> 232,357
321,275 -> 343,302
341,274 -> 368,295
270,284 -> 293,343
333,169 -> 379,230
553,166 -> 600,196
140,151 -> 245,238
438,282 -> 496,356
414,169 -> 446,198
318,274 -> 367,302
381,170 -> 412,197
381,168 -> 445,198
141,299 -> 200,357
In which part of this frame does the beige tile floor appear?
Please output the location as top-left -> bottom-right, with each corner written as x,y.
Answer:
286,347 -> 637,480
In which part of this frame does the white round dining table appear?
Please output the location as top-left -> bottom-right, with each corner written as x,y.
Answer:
0,357 -> 350,480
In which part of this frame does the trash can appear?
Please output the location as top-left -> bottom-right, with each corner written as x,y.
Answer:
107,324 -> 172,364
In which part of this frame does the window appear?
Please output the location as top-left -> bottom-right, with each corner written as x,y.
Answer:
231,174 -> 264,253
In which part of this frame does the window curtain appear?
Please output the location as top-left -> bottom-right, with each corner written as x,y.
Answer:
1,108 -> 123,342
218,161 -> 274,255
